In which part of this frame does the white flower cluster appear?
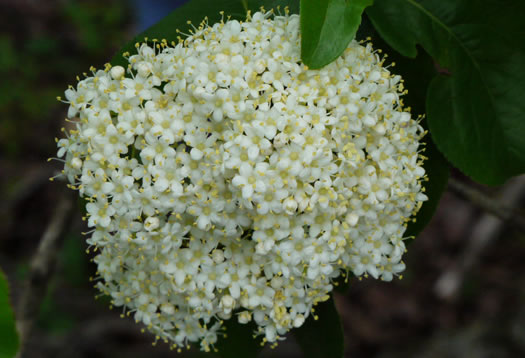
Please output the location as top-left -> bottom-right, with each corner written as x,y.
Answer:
55,10 -> 427,352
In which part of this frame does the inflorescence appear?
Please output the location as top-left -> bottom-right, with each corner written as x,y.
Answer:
54,9 -> 427,352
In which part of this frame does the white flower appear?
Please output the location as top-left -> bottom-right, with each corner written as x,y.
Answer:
140,133 -> 176,164
79,168 -> 114,198
237,311 -> 252,324
144,216 -> 160,231
55,9 -> 427,351
93,124 -> 132,156
148,159 -> 183,194
220,294 -> 235,314
149,109 -> 185,144
122,75 -> 157,100
245,279 -> 275,308
86,199 -> 115,227
231,162 -> 270,200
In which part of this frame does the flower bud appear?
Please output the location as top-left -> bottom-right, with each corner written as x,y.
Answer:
110,65 -> 125,80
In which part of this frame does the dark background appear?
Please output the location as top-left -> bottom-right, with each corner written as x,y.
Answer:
1,1 -> 525,357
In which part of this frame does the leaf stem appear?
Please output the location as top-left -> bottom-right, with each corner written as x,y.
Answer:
436,175 -> 525,299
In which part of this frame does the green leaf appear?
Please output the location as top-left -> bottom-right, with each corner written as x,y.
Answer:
214,319 -> 263,358
367,0 -> 525,185
333,273 -> 351,294
111,0 -> 299,66
0,269 -> 19,358
294,297 -> 344,358
300,0 -> 374,69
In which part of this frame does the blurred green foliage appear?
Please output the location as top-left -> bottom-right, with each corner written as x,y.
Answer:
0,0 -> 131,158
13,233 -> 89,335
0,0 -> 132,341
0,269 -> 19,358
39,233 -> 90,333
37,280 -> 76,335
60,233 -> 89,287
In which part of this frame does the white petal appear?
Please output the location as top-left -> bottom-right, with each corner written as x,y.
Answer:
190,148 -> 203,160
247,146 -> 259,160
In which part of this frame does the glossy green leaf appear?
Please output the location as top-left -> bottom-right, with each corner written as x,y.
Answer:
300,0 -> 373,69
214,319 -> 262,358
0,269 -> 19,358
367,0 -> 525,185
333,271 -> 351,294
294,297 -> 344,358
112,0 -> 299,66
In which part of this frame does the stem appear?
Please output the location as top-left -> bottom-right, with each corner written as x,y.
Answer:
16,193 -> 75,358
436,176 -> 525,299
448,176 -> 525,232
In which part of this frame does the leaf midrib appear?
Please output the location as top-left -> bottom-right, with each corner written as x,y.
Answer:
405,0 -> 501,154
405,0 -> 496,112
